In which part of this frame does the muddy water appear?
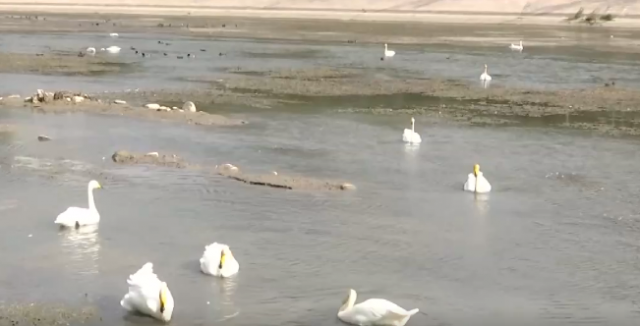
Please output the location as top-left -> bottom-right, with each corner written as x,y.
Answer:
2,105 -> 640,325
2,27 -> 640,326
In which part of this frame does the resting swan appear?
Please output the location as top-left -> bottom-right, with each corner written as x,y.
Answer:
480,64 -> 492,82
402,117 -> 422,144
54,180 -> 102,228
200,242 -> 240,277
120,262 -> 174,322
463,164 -> 492,193
337,289 -> 419,326
384,44 -> 395,58
101,46 -> 121,53
509,40 -> 523,51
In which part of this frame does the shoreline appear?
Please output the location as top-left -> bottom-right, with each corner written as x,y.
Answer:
0,4 -> 639,29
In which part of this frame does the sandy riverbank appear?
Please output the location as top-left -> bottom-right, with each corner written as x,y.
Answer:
0,0 -> 637,28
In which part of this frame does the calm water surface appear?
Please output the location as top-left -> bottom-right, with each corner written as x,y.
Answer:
1,30 -> 640,326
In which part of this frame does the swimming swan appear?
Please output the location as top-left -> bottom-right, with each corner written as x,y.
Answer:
463,164 -> 492,193
402,117 -> 422,144
86,47 -> 96,55
54,180 -> 102,228
102,46 -> 121,53
480,64 -> 492,81
120,262 -> 174,322
337,289 -> 419,326
200,242 -> 240,277
509,40 -> 523,51
384,44 -> 395,58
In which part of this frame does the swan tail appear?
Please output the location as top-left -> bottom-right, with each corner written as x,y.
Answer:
120,294 -> 134,311
407,308 -> 419,316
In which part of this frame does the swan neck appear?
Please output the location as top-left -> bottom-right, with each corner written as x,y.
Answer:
340,291 -> 357,312
411,119 -> 415,132
87,185 -> 97,211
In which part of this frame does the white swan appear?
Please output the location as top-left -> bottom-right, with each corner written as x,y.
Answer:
121,262 -> 174,322
509,40 -> 523,51
480,64 -> 492,82
384,44 -> 395,58
463,164 -> 492,194
402,117 -> 422,144
337,289 -> 419,326
54,180 -> 102,228
109,33 -> 119,38
86,47 -> 96,55
200,242 -> 240,278
102,46 -> 121,53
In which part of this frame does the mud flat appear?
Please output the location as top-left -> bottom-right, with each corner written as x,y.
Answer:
0,52 -> 134,76
0,90 -> 246,127
0,302 -> 99,326
111,150 -> 356,191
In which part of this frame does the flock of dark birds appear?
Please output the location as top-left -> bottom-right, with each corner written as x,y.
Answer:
129,40 -> 227,59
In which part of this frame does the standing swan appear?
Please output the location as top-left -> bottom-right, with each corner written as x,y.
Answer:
54,180 -> 102,228
463,164 -> 492,193
337,289 -> 419,326
200,242 -> 240,278
480,64 -> 492,82
384,44 -> 395,58
121,262 -> 174,322
101,46 -> 121,53
509,40 -> 523,51
402,117 -> 422,144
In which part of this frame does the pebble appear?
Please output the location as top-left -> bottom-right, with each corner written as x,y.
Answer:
340,183 -> 357,191
114,99 -> 126,104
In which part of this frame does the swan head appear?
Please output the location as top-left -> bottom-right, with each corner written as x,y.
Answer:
218,246 -> 235,269
158,282 -> 174,321
473,164 -> 480,176
339,289 -> 357,312
411,117 -> 415,124
88,180 -> 102,190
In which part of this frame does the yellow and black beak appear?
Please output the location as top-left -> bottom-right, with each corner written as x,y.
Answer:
218,250 -> 226,269
159,287 -> 167,313
473,164 -> 480,177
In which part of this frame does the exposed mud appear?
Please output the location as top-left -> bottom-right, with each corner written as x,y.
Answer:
0,52 -> 135,76
110,150 -> 355,191
111,150 -> 189,169
0,302 -> 99,326
0,91 -> 246,127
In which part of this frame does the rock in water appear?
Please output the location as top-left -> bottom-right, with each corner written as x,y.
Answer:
183,101 -> 196,112
37,135 -> 52,142
144,103 -> 160,109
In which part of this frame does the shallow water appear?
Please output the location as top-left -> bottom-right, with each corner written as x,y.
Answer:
1,29 -> 640,95
2,106 -> 640,325
2,29 -> 640,326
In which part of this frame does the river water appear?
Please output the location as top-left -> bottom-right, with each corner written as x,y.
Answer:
1,30 -> 640,326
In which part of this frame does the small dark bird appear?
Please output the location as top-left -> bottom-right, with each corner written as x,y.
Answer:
163,53 -> 168,56
142,53 -> 146,57
158,41 -> 163,44
177,56 -> 184,59
200,49 -> 206,52
135,50 -> 139,54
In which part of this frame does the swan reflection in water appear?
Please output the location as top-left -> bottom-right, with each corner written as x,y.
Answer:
403,143 -> 420,155
58,224 -> 100,275
209,277 -> 240,322
473,193 -> 490,216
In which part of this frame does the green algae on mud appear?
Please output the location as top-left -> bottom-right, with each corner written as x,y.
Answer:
0,302 -> 99,326
0,52 -> 137,76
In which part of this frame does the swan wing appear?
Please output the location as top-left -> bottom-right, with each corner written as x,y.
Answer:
476,173 -> 492,193
55,207 -> 93,226
200,243 -> 225,275
463,173 -> 476,192
121,263 -> 162,315
352,299 -> 417,325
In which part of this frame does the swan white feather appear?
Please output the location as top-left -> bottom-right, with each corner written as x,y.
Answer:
200,242 -> 240,278
54,180 -> 101,228
480,64 -> 492,81
120,262 -> 174,322
337,289 -> 419,326
384,44 -> 395,58
509,40 -> 523,51
103,46 -> 121,53
463,164 -> 492,193
402,117 -> 421,144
